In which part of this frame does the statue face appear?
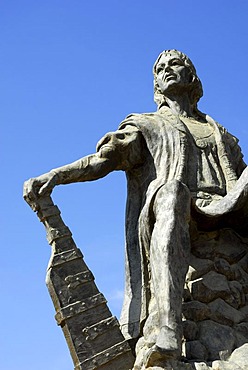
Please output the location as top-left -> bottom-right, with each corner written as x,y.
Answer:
155,52 -> 192,96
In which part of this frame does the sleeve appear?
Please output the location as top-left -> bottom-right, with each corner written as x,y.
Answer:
96,124 -> 144,171
225,132 -> 247,177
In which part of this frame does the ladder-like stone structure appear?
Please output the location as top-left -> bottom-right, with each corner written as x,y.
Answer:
26,195 -> 134,370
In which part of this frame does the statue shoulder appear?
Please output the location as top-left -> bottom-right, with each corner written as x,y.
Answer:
205,113 -> 241,148
125,111 -> 157,120
214,121 -> 240,147
119,111 -> 157,129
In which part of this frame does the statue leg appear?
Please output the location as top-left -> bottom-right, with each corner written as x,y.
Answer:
146,180 -> 191,364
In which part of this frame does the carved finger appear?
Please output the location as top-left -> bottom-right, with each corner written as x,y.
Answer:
38,177 -> 55,196
39,182 -> 50,196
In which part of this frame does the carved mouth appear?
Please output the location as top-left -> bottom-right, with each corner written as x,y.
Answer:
165,74 -> 176,80
161,74 -> 176,83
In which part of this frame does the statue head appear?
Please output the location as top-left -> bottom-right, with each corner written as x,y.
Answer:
153,50 -> 203,110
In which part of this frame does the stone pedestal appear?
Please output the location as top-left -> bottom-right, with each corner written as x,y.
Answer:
183,227 -> 248,363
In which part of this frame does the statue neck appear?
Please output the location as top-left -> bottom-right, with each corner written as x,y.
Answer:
163,93 -> 194,118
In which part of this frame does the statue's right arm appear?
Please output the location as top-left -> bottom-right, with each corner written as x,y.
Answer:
23,125 -> 144,203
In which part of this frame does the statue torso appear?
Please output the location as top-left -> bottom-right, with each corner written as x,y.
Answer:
179,116 -> 226,204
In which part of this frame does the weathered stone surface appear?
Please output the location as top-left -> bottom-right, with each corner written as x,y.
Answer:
214,230 -> 247,264
24,50 -> 248,368
183,320 -> 199,340
198,321 -> 235,361
183,301 -> 211,321
238,253 -> 248,274
228,343 -> 248,367
132,337 -> 147,369
184,340 -> 208,361
214,258 -> 234,280
219,350 -> 230,361
226,281 -> 245,309
234,322 -> 248,348
146,363 -> 194,370
232,266 -> 248,292
208,345 -> 248,370
143,309 -> 159,347
239,304 -> 248,319
193,363 -> 211,370
188,271 -> 230,303
183,286 -> 193,302
208,298 -> 245,326
211,360 -> 242,369
191,234 -> 217,260
186,256 -> 214,281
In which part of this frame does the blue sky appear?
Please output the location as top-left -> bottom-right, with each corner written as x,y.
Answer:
1,1 -> 248,369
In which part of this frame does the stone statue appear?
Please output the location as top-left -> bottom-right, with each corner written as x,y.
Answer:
24,50 -> 248,369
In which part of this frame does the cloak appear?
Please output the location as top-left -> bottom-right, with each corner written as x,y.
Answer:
118,106 -> 247,340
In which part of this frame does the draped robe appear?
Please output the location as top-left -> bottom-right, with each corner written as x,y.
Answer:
98,106 -> 247,340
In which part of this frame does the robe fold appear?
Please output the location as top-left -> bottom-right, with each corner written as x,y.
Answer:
114,106 -> 246,340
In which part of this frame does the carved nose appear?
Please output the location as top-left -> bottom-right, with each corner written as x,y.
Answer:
100,135 -> 111,146
96,133 -> 112,151
164,65 -> 172,72
115,133 -> 125,140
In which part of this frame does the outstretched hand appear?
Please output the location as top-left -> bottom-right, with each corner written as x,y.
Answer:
23,172 -> 57,209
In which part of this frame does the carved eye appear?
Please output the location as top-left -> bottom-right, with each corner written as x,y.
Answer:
171,59 -> 182,66
156,65 -> 164,74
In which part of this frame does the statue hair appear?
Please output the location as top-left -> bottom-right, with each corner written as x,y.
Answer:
153,50 -> 203,111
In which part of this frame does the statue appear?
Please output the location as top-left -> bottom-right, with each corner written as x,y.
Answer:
24,50 -> 248,369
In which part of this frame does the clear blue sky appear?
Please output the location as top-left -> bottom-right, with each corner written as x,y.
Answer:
1,1 -> 248,369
